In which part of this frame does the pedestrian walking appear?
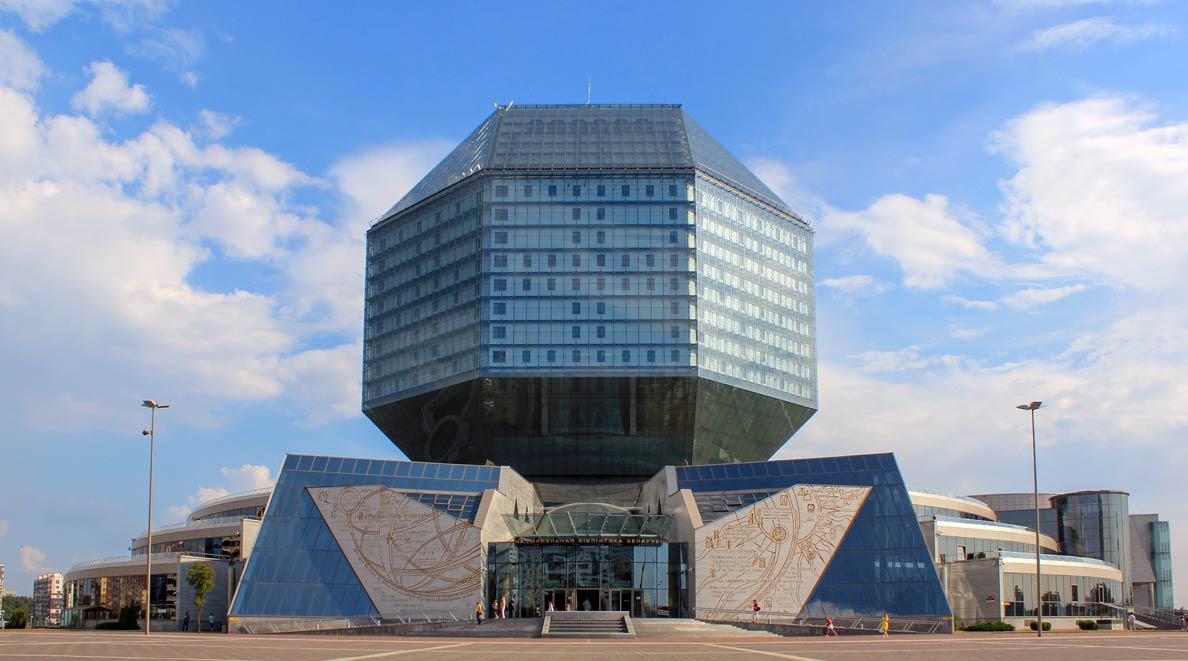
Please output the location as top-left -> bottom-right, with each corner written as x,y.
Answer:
879,613 -> 889,638
1127,612 -> 1136,630
500,596 -> 507,619
825,616 -> 838,636
181,610 -> 190,632
475,600 -> 483,625
492,598 -> 500,619
509,597 -> 516,618
208,612 -> 215,632
751,599 -> 761,623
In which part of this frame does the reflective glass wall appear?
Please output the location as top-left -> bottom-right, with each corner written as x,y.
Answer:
487,542 -> 688,618
1052,491 -> 1131,604
1001,572 -> 1123,618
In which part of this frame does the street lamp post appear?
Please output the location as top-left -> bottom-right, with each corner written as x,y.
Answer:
141,400 -> 169,635
1017,401 -> 1043,638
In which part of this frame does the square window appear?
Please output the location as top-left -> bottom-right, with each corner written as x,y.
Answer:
597,185 -> 606,197
494,278 -> 507,292
572,208 -> 581,220
572,350 -> 581,363
669,229 -> 678,242
494,208 -> 508,221
646,184 -> 655,197
671,349 -> 679,362
597,278 -> 605,291
495,185 -> 508,198
622,350 -> 630,362
597,230 -> 606,243
647,278 -> 655,291
669,208 -> 678,221
494,255 -> 508,267
522,278 -> 531,291
597,208 -> 606,220
571,277 -> 580,291
597,349 -> 606,362
521,350 -> 531,363
597,254 -> 606,267
547,278 -> 556,291
597,326 -> 606,338
572,302 -> 581,314
621,278 -> 630,291
493,302 -> 506,315
669,184 -> 678,197
670,325 -> 679,339
646,254 -> 655,267
548,254 -> 557,267
493,326 -> 506,339
492,350 -> 506,363
572,185 -> 581,197
670,301 -> 679,315
572,231 -> 581,244
572,254 -> 581,267
548,185 -> 557,197
670,254 -> 679,267
523,185 -> 533,198
621,254 -> 630,267
547,350 -> 556,362
523,254 -> 532,267
597,302 -> 606,314
495,231 -> 508,244
647,349 -> 656,362
572,326 -> 581,338
621,185 -> 630,197
670,277 -> 678,290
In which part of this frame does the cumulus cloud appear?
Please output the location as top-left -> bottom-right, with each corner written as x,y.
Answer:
197,109 -> 239,139
0,30 -> 45,92
824,193 -> 999,289
71,61 -> 150,116
166,464 -> 274,520
943,295 -> 1000,311
0,0 -> 76,31
1022,17 -> 1175,52
20,545 -> 49,572
994,96 -> 1188,290
127,26 -> 205,70
0,518 -> 9,538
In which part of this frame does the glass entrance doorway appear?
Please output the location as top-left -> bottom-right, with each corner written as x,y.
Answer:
488,542 -> 689,618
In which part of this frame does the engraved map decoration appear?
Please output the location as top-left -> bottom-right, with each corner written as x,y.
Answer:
309,486 -> 482,616
695,484 -> 871,615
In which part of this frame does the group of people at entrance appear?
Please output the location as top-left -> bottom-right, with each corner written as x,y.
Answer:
474,596 -> 516,624
750,600 -> 889,638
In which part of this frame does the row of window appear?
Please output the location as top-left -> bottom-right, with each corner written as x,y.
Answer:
491,251 -> 684,268
492,228 -> 687,246
492,323 -> 690,340
493,300 -> 686,317
492,275 -> 690,293
495,183 -> 681,199
491,348 -> 686,365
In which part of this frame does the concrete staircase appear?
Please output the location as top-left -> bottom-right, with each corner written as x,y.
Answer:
633,619 -> 781,638
542,611 -> 634,637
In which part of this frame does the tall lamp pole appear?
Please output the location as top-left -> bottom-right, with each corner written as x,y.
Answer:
1017,401 -> 1043,637
141,400 -> 169,635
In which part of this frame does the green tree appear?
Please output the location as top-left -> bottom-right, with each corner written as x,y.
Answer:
185,563 -> 215,633
7,608 -> 27,630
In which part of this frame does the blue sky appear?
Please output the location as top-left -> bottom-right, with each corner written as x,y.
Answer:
1,0 -> 1186,608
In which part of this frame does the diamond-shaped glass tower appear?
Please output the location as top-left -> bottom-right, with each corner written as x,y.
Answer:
363,104 -> 816,478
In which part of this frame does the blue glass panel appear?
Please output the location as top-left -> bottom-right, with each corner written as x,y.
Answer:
296,455 -> 313,471
284,455 -> 299,471
325,457 -> 342,473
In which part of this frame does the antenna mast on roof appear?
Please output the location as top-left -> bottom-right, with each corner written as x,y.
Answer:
587,78 -> 591,105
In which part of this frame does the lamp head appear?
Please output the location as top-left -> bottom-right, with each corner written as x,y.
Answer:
1016,401 -> 1043,411
142,400 -> 170,409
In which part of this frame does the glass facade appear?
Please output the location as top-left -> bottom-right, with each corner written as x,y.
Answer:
487,543 -> 688,618
230,455 -> 501,618
363,104 -> 817,478
1052,491 -> 1131,603
63,572 -> 176,625
913,504 -> 993,522
675,453 -> 950,618
1150,519 -> 1174,609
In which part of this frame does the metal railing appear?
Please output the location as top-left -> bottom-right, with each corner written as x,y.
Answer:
696,607 -> 950,635
134,515 -> 261,538
233,610 -> 463,634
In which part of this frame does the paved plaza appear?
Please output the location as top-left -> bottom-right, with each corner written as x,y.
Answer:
1,631 -> 1188,661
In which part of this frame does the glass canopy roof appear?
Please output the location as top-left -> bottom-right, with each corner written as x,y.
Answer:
384,104 -> 795,218
504,511 -> 672,540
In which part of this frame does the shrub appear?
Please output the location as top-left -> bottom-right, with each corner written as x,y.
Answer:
961,621 -> 1015,631
1077,619 -> 1099,630
1028,620 -> 1052,631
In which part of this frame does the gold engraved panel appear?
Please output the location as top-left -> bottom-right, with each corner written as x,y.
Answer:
309,486 -> 482,616
694,484 -> 871,615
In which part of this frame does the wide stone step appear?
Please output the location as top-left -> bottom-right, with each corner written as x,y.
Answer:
542,611 -> 635,638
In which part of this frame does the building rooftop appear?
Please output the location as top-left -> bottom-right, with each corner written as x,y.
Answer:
382,104 -> 798,220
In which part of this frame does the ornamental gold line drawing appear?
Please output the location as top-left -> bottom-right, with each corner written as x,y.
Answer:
694,484 -> 871,615
310,486 -> 482,607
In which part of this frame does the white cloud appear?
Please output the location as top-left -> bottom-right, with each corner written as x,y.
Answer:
0,518 -> 8,538
197,110 -> 240,140
71,60 -> 150,116
179,71 -> 199,88
20,545 -> 49,572
747,157 -> 828,220
820,275 -> 890,296
166,465 -> 274,520
1022,17 -> 1175,52
0,0 -> 76,31
994,96 -> 1188,291
824,193 -> 999,289
1002,283 -> 1087,308
949,326 -> 989,340
128,27 -> 205,70
0,30 -> 45,92
943,295 -> 1000,310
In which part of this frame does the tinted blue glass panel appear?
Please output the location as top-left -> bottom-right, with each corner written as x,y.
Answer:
231,456 -> 501,618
